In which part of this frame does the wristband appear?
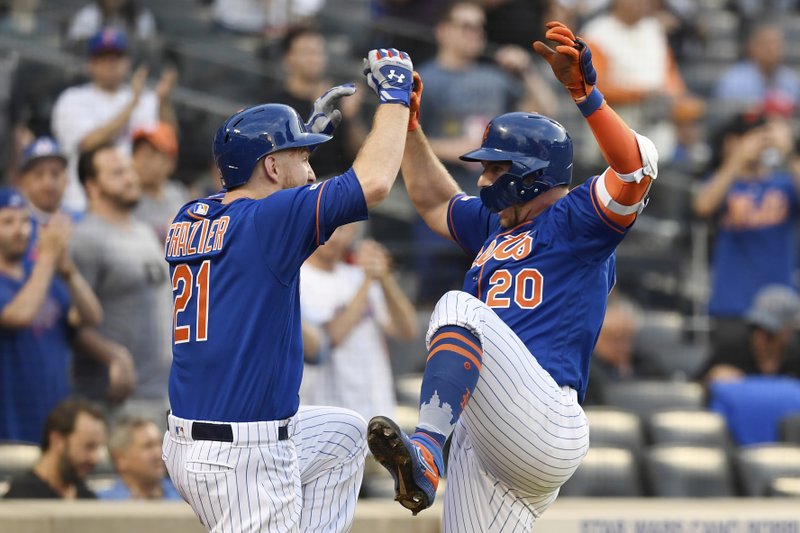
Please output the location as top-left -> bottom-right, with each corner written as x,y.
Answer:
576,87 -> 604,117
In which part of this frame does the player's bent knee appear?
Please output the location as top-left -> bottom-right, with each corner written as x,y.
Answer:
426,290 -> 486,347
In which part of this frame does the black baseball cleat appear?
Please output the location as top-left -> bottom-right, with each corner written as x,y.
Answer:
367,416 -> 443,516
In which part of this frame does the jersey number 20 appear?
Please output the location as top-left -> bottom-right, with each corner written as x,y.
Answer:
172,261 -> 210,344
486,268 -> 543,309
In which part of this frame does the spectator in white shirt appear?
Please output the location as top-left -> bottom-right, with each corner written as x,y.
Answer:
51,28 -> 176,213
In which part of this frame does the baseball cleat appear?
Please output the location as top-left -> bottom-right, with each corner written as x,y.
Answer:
367,416 -> 443,515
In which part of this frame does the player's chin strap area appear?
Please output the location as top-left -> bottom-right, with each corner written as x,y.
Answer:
594,131 -> 659,216
480,170 -> 552,213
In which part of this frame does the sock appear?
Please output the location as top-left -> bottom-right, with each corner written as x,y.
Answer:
413,325 -> 482,450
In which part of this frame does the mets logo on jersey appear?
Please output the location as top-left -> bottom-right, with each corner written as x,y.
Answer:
473,231 -> 534,268
193,203 -> 209,216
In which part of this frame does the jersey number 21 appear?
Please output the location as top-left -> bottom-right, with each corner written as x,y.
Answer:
172,260 -> 210,344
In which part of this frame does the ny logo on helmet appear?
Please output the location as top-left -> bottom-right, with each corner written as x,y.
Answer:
387,70 -> 405,84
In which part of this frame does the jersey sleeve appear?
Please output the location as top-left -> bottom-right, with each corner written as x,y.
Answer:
256,169 -> 368,283
547,177 -> 629,264
447,194 -> 500,256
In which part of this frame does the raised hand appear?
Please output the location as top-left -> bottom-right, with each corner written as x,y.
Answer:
306,83 -> 357,135
362,48 -> 414,107
533,21 -> 596,103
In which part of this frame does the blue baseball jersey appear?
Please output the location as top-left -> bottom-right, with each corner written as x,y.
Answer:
447,177 -> 627,402
165,169 -> 368,422
707,172 -> 798,317
0,261 -> 72,443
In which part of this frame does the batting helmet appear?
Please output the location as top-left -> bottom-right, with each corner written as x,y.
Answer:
213,103 -> 332,189
460,112 -> 573,213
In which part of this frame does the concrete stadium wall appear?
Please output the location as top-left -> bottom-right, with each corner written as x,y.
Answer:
0,499 -> 798,533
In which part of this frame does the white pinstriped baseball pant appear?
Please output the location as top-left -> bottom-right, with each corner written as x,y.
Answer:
428,291 -> 590,532
163,405 -> 367,532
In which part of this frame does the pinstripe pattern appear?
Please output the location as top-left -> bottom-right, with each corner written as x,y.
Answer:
162,407 -> 367,532
428,291 -> 590,532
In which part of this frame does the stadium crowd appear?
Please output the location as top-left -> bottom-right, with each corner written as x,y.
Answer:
0,0 -> 799,501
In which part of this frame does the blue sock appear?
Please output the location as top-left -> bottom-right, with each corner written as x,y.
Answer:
413,325 -> 482,449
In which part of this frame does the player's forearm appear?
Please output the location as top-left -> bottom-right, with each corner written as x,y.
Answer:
353,104 -> 409,209
324,280 -> 373,347
379,274 -> 418,341
78,103 -> 135,153
403,129 -> 461,215
0,258 -> 58,328
63,269 -> 103,327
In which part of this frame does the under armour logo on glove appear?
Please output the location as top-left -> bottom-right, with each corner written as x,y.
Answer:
305,83 -> 357,136
362,48 -> 414,107
387,70 -> 406,83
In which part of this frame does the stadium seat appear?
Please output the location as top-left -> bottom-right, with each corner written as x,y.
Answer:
648,410 -> 732,448
0,442 -> 40,480
585,408 -> 645,454
737,443 -> 800,496
645,445 -> 735,497
559,447 -> 642,497
771,477 -> 800,497
604,381 -> 704,420
779,414 -> 800,444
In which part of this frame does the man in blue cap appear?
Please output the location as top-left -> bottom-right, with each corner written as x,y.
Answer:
0,187 -> 103,443
51,27 -> 176,213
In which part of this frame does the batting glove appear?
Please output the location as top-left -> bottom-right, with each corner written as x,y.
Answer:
533,21 -> 602,116
362,48 -> 414,107
305,83 -> 357,136
408,71 -> 423,132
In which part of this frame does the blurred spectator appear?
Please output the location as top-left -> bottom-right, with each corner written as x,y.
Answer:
3,399 -> 107,499
414,1 -> 557,302
0,186 -> 102,443
267,24 -> 367,179
714,22 -> 800,114
131,122 -> 188,241
700,284 -> 800,382
67,0 -> 157,44
51,27 -> 176,213
581,0 -> 703,160
583,293 -> 666,405
300,222 -> 418,422
71,143 -> 172,426
693,111 -> 799,361
212,0 -> 324,37
98,416 -> 181,500
15,137 -> 138,410
14,137 -> 73,222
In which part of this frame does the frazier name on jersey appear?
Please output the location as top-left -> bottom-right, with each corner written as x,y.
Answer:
165,214 -> 230,259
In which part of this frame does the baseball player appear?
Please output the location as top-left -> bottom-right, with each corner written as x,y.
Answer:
161,48 -> 414,532
367,21 -> 658,531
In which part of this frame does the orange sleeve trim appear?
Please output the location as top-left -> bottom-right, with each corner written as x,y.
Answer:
602,168 -> 651,206
430,331 -> 482,357
589,177 -> 628,232
426,343 -> 482,370
314,180 -> 329,246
